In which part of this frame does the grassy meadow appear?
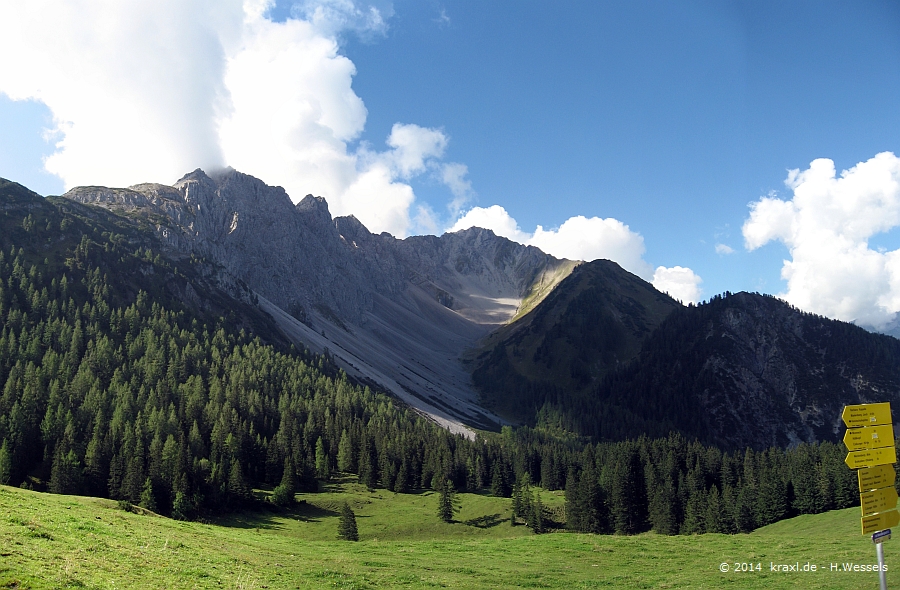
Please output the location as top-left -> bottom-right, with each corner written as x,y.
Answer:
0,478 -> 895,589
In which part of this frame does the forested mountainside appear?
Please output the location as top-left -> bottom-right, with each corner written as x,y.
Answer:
68,168 -> 900,452
469,259 -> 680,421
470,263 -> 900,449
0,177 -> 863,535
62,168 -> 573,432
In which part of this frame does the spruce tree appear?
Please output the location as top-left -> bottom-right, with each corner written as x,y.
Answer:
228,460 -> 251,502
394,458 -> 409,493
271,457 -> 296,506
139,477 -> 157,512
437,478 -> 458,523
490,461 -> 505,497
529,492 -> 545,534
0,439 -> 11,485
315,437 -> 330,481
610,447 -> 647,535
49,448 -> 82,495
336,430 -> 354,473
337,502 -> 359,541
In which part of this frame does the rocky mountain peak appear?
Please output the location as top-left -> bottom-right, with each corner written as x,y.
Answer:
60,168 -> 574,436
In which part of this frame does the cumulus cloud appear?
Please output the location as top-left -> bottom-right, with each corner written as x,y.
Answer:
441,162 -> 473,214
0,0 -> 236,189
529,216 -> 653,278
742,152 -> 900,329
652,266 -> 703,304
715,243 -> 735,255
0,0 -> 471,237
290,0 -> 392,40
448,205 -> 531,244
449,205 -> 702,302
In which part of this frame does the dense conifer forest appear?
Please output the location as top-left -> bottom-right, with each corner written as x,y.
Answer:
0,178 -> 867,535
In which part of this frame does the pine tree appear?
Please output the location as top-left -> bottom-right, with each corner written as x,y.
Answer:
490,461 -> 506,497
49,447 -> 82,495
337,430 -> 354,473
437,478 -> 459,523
704,485 -> 724,533
358,435 -> 377,489
511,478 -> 522,525
610,447 -> 647,535
394,458 -> 409,493
228,460 -> 251,502
529,492 -> 545,534
566,463 -> 607,533
315,437 -> 330,481
337,502 -> 359,541
172,490 -> 191,520
0,439 -> 11,485
271,457 -> 296,506
139,477 -> 157,512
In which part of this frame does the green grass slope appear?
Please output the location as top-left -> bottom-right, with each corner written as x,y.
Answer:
1,482 -> 893,589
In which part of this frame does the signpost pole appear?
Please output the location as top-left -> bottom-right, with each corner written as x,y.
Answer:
877,541 -> 888,590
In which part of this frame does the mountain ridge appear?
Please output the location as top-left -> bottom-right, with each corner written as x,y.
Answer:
55,168 -> 900,450
61,168 -> 575,435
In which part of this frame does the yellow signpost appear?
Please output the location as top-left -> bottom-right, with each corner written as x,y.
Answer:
862,488 -> 900,518
863,510 -> 900,535
843,402 -> 893,428
845,424 -> 896,451
842,402 -> 895,590
860,465 -> 898,493
845,446 -> 898,470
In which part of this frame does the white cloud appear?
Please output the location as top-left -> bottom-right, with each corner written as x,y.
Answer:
448,206 -> 700,302
384,123 -> 447,178
529,216 -> 653,278
440,162 -> 473,215
0,0 -> 468,238
0,0 -> 238,189
742,152 -> 900,329
652,266 -> 702,304
291,0 -> 392,40
715,243 -> 735,255
448,205 -> 531,244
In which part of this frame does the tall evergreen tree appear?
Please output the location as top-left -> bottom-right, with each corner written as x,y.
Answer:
228,460 -> 251,502
437,478 -> 459,523
140,477 -> 158,512
610,447 -> 647,535
49,447 -> 82,495
271,457 -> 296,506
337,430 -> 354,473
0,439 -> 10,485
337,502 -> 359,541
315,437 -> 331,481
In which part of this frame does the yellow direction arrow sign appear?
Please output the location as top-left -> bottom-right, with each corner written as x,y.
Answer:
859,465 -> 897,492
843,403 -> 893,428
844,424 -> 895,451
861,487 -> 900,517
862,509 -> 900,535
846,446 -> 898,469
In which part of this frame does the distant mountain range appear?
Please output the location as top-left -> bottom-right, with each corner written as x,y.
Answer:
12,167 -> 899,449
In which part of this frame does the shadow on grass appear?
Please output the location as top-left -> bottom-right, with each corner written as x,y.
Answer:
464,513 -> 507,528
210,498 -> 340,531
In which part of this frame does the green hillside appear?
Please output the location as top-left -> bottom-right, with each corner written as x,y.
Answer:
469,259 -> 679,424
0,482 -> 893,589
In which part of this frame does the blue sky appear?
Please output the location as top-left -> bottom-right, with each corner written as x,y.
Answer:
1,0 -> 900,321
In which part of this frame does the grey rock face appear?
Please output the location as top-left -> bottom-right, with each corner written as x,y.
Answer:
63,168 -> 571,434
